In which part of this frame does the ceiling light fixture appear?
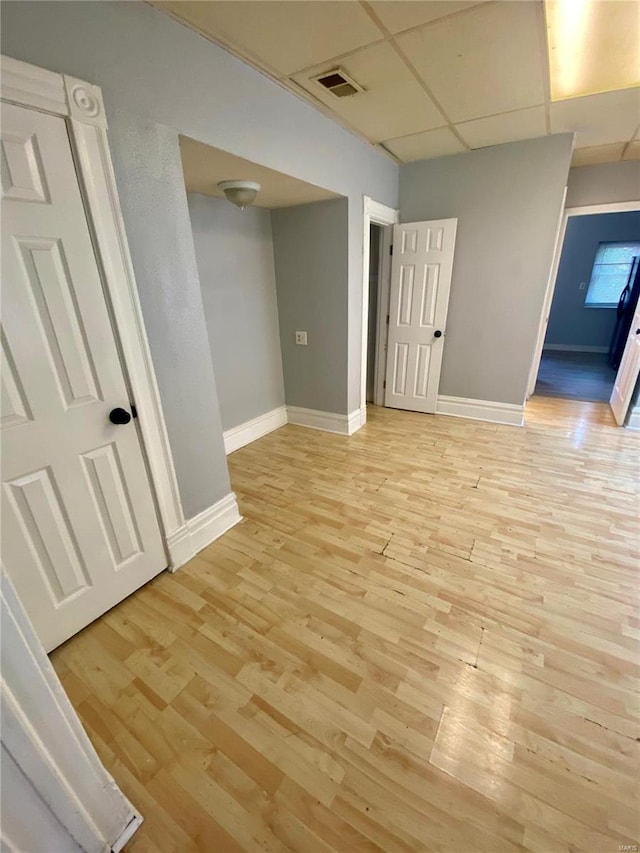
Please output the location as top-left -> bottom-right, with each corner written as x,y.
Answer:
545,0 -> 640,100
218,180 -> 261,210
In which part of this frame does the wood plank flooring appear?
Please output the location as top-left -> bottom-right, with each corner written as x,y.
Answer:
51,398 -> 640,852
534,351 -> 616,403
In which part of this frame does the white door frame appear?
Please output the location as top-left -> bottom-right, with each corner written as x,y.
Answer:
527,197 -> 640,398
1,55 -> 189,566
361,196 -> 399,412
1,569 -> 143,852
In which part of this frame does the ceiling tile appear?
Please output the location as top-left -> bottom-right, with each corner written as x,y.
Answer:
179,136 -> 339,208
622,140 -> 640,161
546,0 -> 640,100
550,88 -> 640,148
456,106 -> 546,149
292,43 -> 444,142
384,127 -> 466,162
570,143 -> 625,167
395,1 -> 545,122
368,1 -> 484,35
154,1 -> 383,77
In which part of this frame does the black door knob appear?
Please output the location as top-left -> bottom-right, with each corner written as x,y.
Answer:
636,328 -> 640,334
434,330 -> 443,338
109,407 -> 132,425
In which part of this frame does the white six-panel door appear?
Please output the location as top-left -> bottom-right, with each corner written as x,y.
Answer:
384,219 -> 457,413
610,299 -> 640,425
1,101 -> 166,652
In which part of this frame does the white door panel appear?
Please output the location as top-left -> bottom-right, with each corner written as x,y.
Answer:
610,301 -> 640,425
1,102 -> 166,652
385,219 -> 457,413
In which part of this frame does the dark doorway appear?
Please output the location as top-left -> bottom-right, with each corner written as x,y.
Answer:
366,223 -> 383,404
535,210 -> 640,403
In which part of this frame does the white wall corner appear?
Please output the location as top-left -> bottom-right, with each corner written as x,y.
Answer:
166,492 -> 242,571
436,395 -> 524,427
286,405 -> 351,435
347,406 -> 367,435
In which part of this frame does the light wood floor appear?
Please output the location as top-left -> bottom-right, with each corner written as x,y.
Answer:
51,398 -> 640,852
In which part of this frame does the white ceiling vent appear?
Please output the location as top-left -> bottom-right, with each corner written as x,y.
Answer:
312,68 -> 364,98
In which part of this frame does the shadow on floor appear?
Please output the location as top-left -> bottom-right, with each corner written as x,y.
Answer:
534,350 -> 616,403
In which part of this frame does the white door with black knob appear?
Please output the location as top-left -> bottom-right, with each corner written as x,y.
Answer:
384,219 -> 457,413
1,101 -> 166,652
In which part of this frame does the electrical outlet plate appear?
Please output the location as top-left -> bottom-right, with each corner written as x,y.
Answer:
295,331 -> 308,345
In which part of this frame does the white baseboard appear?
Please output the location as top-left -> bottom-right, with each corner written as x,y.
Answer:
436,395 -> 524,427
165,525 -> 194,570
223,406 -> 287,454
166,492 -> 242,571
286,405 -> 350,435
543,344 -> 608,353
286,405 -> 366,436
222,403 -> 366,454
347,406 -> 367,434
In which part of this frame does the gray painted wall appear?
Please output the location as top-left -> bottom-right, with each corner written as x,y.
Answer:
1,0 -> 398,516
272,199 -> 349,412
399,134 -> 574,406
545,212 -> 640,349
187,194 -> 285,432
566,162 -> 640,207
89,114 -> 231,519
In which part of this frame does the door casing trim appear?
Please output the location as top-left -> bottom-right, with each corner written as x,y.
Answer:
1,54 -> 187,566
362,196 -> 399,414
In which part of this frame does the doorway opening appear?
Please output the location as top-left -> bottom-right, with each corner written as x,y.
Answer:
529,202 -> 640,422
179,134 -> 344,450
366,223 -> 384,404
361,197 -> 397,412
535,213 -> 640,402
361,205 -> 460,417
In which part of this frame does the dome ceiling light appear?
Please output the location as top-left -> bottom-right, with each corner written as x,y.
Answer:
217,180 -> 261,210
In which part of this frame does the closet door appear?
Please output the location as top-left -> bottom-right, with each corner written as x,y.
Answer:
1,101 -> 165,651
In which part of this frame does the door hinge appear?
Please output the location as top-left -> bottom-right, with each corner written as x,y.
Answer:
130,404 -> 138,419
389,244 -> 393,256
386,314 -> 390,324
383,380 -> 386,389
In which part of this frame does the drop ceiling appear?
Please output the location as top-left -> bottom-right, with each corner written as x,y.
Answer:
179,136 -> 340,208
153,0 -> 640,168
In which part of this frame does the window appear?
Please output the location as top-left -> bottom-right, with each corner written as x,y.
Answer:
585,242 -> 640,308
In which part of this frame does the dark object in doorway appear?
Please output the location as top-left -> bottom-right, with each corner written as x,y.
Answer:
609,256 -> 640,368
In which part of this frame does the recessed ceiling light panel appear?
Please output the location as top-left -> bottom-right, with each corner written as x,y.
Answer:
545,0 -> 640,100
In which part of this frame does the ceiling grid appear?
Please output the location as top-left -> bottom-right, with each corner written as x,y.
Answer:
151,0 -> 640,167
